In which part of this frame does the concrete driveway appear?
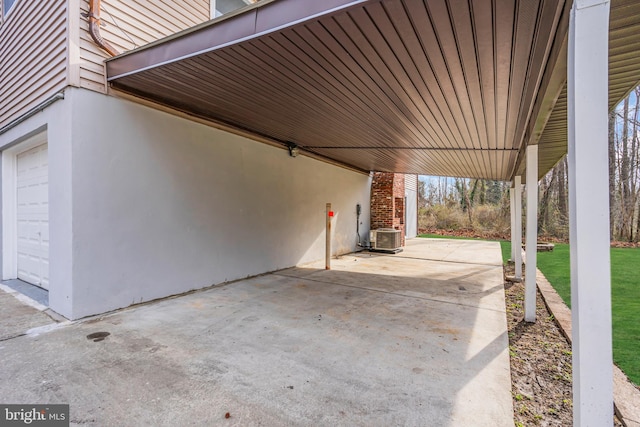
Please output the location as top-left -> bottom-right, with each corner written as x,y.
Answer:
0,238 -> 513,426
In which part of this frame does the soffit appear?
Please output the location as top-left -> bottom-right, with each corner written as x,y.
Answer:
517,0 -> 640,180
107,0 -> 568,180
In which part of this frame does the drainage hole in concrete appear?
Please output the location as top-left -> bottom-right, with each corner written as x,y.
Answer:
86,332 -> 110,342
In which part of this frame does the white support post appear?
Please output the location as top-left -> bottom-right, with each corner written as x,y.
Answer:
514,176 -> 522,280
568,0 -> 612,425
525,145 -> 539,323
510,187 -> 516,261
326,203 -> 332,270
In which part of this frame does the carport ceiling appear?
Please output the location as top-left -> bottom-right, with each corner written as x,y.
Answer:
106,0 -> 640,181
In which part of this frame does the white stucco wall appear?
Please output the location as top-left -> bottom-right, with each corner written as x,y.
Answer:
0,88 -> 372,319
66,89 -> 371,318
0,95 -> 74,318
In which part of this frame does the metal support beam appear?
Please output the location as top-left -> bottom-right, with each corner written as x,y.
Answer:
525,145 -> 539,323
568,0 -> 613,425
510,187 -> 516,261
514,176 -> 523,280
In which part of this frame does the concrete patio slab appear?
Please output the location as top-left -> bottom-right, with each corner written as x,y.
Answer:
2,279 -> 49,306
0,238 -> 512,426
0,283 -> 56,341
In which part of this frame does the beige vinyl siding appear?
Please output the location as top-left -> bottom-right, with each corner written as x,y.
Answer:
0,0 -> 68,129
79,0 -> 209,93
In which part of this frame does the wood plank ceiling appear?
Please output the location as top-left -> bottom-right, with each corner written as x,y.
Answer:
106,0 -> 640,181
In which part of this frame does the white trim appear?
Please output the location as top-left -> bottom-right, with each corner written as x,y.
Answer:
575,0 -> 609,9
66,0 -> 81,87
2,131 -> 47,281
210,0 -> 221,19
2,0 -> 18,20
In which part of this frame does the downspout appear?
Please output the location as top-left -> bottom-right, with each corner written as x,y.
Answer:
88,0 -> 119,56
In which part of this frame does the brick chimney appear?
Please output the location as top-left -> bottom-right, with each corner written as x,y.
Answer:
370,172 -> 405,246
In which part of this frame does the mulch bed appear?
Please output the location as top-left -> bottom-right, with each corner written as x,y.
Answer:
504,264 -> 623,426
610,241 -> 640,248
419,227 -> 510,241
420,227 -> 640,248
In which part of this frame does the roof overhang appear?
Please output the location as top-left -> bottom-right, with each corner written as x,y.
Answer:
106,0 -> 640,181
517,0 -> 640,179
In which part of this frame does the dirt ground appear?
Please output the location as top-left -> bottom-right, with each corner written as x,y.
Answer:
503,264 -> 623,426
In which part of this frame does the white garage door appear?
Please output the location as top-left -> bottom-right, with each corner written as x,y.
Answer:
16,143 -> 49,289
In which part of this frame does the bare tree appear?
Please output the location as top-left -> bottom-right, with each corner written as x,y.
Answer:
609,109 -> 617,238
419,85 -> 640,244
621,97 -> 632,240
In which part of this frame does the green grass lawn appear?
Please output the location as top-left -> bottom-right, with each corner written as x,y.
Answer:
534,243 -> 640,387
499,240 -> 512,265
420,234 -> 640,386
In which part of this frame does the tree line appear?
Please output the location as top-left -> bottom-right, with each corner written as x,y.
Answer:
419,86 -> 640,243
609,87 -> 640,241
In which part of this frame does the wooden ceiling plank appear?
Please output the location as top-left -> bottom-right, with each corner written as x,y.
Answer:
403,0 -> 476,152
386,0 -> 465,149
425,0 -> 483,151
338,6 -> 443,147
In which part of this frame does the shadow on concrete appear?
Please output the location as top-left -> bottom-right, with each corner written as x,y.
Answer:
0,239 -> 512,426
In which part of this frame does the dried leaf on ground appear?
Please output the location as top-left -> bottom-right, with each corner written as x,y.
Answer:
503,264 -> 622,426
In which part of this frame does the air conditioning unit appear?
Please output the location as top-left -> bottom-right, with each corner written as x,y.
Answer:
369,228 -> 403,253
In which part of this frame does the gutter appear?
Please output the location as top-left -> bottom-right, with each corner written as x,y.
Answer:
0,92 -> 65,137
87,0 -> 119,56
